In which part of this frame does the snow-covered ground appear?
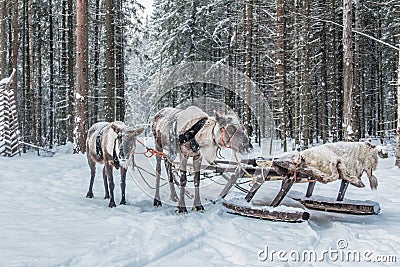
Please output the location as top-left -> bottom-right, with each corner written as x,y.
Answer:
1,142 -> 399,267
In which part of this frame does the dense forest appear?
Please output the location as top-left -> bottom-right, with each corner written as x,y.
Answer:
0,0 -> 399,165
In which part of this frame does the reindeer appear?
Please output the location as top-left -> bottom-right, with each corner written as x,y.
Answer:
152,106 -> 251,213
274,141 -> 379,189
86,121 -> 144,207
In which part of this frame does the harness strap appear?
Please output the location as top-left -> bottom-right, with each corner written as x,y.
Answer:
113,138 -> 120,170
220,127 -> 238,149
178,117 -> 208,152
96,124 -> 109,160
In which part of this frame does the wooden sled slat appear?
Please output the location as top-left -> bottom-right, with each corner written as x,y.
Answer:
222,201 -> 310,223
291,198 -> 380,215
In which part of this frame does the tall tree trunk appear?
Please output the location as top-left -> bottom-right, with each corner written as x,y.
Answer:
49,0 -> 54,148
28,0 -> 36,144
303,0 -> 310,148
0,0 -> 6,78
115,0 -> 125,121
321,7 -> 328,144
276,0 -> 287,151
293,0 -> 300,148
67,0 -> 74,142
244,0 -> 253,138
396,47 -> 400,168
75,0 -> 88,153
59,0 -> 68,144
21,0 -> 27,149
92,0 -> 101,124
37,41 -> 43,146
353,0 -> 361,140
12,0 -> 18,108
342,0 -> 354,141
105,0 -> 115,122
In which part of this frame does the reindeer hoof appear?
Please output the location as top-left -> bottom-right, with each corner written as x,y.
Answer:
108,201 -> 117,208
177,206 -> 188,214
351,180 -> 365,188
104,195 -> 110,199
192,205 -> 204,212
86,192 -> 94,198
153,199 -> 162,207
120,200 -> 126,205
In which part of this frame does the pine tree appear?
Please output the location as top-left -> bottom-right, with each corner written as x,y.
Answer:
74,0 -> 89,153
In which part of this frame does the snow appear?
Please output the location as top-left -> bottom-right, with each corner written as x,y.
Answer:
0,77 -> 10,86
1,142 -> 400,266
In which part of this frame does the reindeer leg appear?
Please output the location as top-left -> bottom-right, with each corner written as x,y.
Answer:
165,160 -> 178,202
120,167 -> 127,205
105,164 -> 116,208
86,159 -> 96,198
177,156 -> 188,213
337,162 -> 365,188
154,154 -> 163,207
103,166 -> 110,199
192,154 -> 204,211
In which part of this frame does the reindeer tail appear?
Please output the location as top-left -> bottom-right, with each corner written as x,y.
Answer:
369,174 -> 378,190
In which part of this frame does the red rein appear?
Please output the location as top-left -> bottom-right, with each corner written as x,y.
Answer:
220,127 -> 237,149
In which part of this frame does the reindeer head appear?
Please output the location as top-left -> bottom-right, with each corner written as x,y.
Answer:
111,122 -> 144,164
214,110 -> 251,155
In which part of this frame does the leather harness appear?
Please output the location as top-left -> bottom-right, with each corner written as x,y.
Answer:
178,117 -> 208,152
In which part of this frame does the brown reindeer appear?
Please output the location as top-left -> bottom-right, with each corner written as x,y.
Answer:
86,121 -> 144,207
152,106 -> 251,213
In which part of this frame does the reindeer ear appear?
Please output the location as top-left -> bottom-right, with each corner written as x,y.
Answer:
110,122 -> 124,133
110,122 -> 122,133
130,127 -> 144,136
215,110 -> 227,126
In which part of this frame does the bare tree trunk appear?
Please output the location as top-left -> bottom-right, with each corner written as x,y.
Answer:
75,0 -> 88,153
92,0 -> 101,124
276,0 -> 287,151
67,0 -> 74,142
105,0 -> 115,122
59,0 -> 68,144
12,0 -> 18,108
37,41 -> 43,146
396,47 -> 400,168
353,0 -> 361,140
320,2 -> 328,144
49,0 -> 54,148
303,0 -> 310,148
0,0 -> 6,78
28,0 -> 36,144
244,0 -> 253,138
343,0 -> 354,141
115,0 -> 125,121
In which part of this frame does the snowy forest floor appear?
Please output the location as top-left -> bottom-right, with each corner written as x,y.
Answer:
1,141 -> 400,267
